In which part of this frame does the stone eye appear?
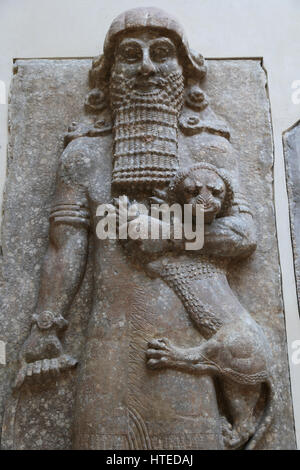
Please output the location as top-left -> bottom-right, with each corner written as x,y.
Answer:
185,185 -> 199,196
151,46 -> 170,62
212,187 -> 224,197
120,45 -> 142,62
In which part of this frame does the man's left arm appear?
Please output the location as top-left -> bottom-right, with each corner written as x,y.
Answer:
203,196 -> 257,258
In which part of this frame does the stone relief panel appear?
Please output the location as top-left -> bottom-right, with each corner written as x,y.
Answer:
0,7 -> 295,450
283,120 -> 300,310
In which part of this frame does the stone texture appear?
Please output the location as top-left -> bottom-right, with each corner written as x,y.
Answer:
0,57 -> 296,449
283,120 -> 300,309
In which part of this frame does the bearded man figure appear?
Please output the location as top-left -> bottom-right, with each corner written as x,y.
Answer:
13,8 -> 257,450
109,35 -> 185,189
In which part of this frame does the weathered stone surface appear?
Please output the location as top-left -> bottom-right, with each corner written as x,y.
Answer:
0,56 -> 295,450
0,7 -> 296,449
283,120 -> 300,309
0,59 -> 94,449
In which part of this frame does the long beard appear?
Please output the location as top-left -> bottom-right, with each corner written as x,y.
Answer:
110,70 -> 184,192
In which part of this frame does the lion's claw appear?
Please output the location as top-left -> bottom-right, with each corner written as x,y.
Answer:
146,337 -> 183,370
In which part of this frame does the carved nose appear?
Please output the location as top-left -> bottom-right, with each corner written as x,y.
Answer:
196,194 -> 205,205
196,193 -> 213,208
139,52 -> 155,76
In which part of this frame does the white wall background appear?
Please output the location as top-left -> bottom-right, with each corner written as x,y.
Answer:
0,0 -> 300,448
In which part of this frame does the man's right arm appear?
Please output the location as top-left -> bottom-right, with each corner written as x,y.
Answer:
14,144 -> 90,389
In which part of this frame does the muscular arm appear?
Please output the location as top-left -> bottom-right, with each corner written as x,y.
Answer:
14,219 -> 89,388
35,138 -> 91,318
203,212 -> 257,258
125,211 -> 256,259
36,222 -> 88,317
14,141 -> 91,388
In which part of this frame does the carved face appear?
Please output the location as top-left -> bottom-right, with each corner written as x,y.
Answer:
113,31 -> 182,94
177,169 -> 226,224
110,30 -> 184,189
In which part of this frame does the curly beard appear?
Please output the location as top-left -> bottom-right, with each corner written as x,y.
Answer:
109,69 -> 184,192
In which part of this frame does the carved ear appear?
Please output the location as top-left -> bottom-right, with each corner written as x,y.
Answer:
217,168 -> 235,217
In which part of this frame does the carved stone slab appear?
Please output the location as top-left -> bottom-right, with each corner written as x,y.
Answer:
0,58 -> 296,450
283,120 -> 300,308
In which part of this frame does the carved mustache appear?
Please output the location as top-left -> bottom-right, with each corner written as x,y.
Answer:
132,76 -> 169,89
111,72 -> 169,89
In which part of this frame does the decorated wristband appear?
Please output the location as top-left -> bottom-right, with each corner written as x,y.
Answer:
32,311 -> 68,331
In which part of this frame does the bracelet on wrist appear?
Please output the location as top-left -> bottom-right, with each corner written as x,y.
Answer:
32,311 -> 68,331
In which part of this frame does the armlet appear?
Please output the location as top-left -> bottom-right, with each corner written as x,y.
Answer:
49,202 -> 90,228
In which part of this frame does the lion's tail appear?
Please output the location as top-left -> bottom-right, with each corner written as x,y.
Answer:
245,379 -> 275,450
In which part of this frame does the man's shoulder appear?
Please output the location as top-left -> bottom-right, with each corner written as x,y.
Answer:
59,135 -> 112,189
62,134 -> 112,160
